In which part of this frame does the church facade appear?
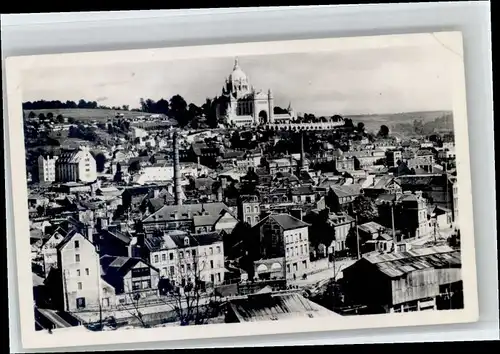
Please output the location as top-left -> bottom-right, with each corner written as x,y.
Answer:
216,58 -> 296,127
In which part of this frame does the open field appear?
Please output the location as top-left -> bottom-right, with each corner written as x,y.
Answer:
23,108 -> 148,121
346,110 -> 453,134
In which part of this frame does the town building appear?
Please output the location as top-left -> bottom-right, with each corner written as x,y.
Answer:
386,150 -> 402,168
38,154 -> 58,182
253,214 -> 310,280
238,195 -> 261,226
55,230 -> 101,312
143,230 -> 226,287
56,146 -> 97,183
326,212 -> 355,254
342,245 -> 462,313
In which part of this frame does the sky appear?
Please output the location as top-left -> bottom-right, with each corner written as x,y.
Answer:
22,36 -> 459,116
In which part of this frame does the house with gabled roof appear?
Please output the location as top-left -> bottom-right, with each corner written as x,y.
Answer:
99,255 -> 160,307
253,213 -> 311,280
55,230 -> 102,312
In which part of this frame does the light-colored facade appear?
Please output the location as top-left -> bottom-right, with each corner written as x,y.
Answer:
217,58 -> 296,127
57,232 -> 101,312
283,226 -> 309,279
133,165 -> 174,185
149,233 -> 226,287
238,195 -> 260,226
38,155 -> 58,182
56,146 -> 97,183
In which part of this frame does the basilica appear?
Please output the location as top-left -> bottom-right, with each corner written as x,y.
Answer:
216,58 -> 296,127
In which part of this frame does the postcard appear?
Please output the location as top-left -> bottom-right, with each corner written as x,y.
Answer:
4,31 -> 478,349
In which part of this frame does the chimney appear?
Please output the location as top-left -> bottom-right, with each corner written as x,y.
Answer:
86,225 -> 94,243
300,132 -> 305,170
173,132 -> 183,206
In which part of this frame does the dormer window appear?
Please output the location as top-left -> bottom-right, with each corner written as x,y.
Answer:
184,237 -> 190,247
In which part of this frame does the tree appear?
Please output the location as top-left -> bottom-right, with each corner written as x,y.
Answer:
67,117 -> 76,124
122,105 -> 130,111
38,113 -> 46,120
46,112 -> 54,120
343,118 -> 354,129
350,195 -> 379,224
169,95 -> 190,127
28,111 -> 36,119
56,114 -> 64,123
377,124 -> 390,138
303,209 -> 336,250
157,250 -> 223,326
94,153 -> 107,173
357,122 -> 365,132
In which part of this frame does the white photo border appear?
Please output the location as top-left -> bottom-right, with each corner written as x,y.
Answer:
5,31 -> 479,350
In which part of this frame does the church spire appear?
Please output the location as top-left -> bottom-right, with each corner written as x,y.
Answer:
234,57 -> 239,69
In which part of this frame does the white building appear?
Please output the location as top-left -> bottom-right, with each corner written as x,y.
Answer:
255,214 -> 310,280
217,58 -> 296,127
38,154 -> 58,182
146,231 -> 226,287
56,146 -> 97,183
56,230 -> 102,312
132,165 -> 174,185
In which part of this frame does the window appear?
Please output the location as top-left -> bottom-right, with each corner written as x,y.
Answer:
180,251 -> 184,259
184,237 -> 190,246
132,281 -> 141,291
76,269 -> 81,276
85,268 -> 89,276
299,233 -> 302,241
161,253 -> 166,261
103,298 -> 110,307
74,240 -> 80,249
154,255 -> 159,263
181,264 -> 185,273
300,245 -> 303,255
210,260 -> 214,269
209,247 -> 213,255
187,264 -> 191,271
254,206 -> 259,213
75,254 -> 80,262
142,280 -> 151,289
169,252 -> 174,260
246,206 -> 251,213
169,266 -> 175,276
217,273 -> 221,282
77,282 -> 82,290
192,250 -> 196,257
246,216 -> 252,223
216,246 -> 221,254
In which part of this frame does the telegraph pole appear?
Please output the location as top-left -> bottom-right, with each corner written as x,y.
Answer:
391,202 -> 397,244
355,214 -> 361,260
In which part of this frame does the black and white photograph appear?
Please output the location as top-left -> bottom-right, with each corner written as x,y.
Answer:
5,31 -> 479,349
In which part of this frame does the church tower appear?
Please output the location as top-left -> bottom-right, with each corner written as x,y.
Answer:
267,89 -> 274,123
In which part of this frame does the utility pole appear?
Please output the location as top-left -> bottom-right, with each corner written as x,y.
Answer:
355,213 -> 360,260
391,202 -> 397,245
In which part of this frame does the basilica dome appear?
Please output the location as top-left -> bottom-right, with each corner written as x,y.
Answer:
230,58 -> 248,82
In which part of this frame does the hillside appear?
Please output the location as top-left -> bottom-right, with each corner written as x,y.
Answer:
347,110 -> 453,136
23,108 -> 147,121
